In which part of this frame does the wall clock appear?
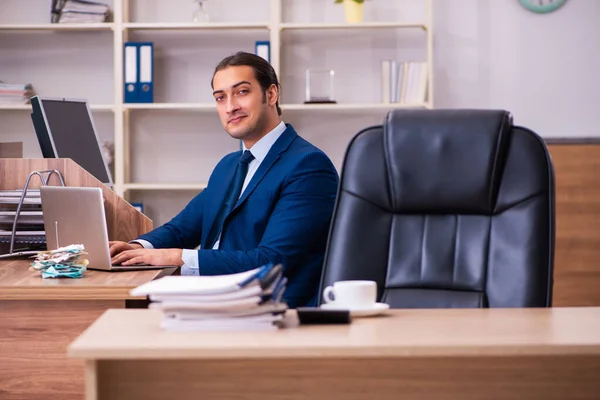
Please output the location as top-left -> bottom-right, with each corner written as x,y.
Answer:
518,0 -> 568,13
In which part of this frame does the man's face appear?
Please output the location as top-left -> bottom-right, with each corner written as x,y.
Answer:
212,65 -> 271,141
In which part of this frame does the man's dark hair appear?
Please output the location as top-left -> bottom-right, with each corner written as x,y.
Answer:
211,51 -> 282,116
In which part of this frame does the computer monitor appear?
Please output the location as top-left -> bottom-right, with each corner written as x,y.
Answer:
30,96 -> 114,188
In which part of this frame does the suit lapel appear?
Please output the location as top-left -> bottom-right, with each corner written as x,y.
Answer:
231,125 -> 297,212
202,153 -> 240,248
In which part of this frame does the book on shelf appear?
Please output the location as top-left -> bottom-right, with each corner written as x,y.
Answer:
0,82 -> 36,105
381,60 -> 428,105
51,0 -> 111,24
130,263 -> 288,331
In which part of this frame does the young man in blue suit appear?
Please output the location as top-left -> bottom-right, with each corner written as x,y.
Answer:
110,52 -> 339,307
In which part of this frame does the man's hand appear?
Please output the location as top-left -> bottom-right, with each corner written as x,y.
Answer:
111,247 -> 184,267
109,241 -> 143,257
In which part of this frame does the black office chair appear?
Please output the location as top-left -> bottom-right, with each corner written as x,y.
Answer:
320,109 -> 555,308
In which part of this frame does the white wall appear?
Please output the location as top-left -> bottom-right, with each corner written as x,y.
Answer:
433,0 -> 600,137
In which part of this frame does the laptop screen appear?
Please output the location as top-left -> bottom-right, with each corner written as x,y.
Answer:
30,96 -> 113,187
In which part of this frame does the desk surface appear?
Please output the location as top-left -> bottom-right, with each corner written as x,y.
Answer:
0,258 -> 173,300
68,307 -> 600,360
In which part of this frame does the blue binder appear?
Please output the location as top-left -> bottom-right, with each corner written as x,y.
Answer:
123,42 -> 154,103
123,42 -> 138,103
255,40 -> 270,63
137,42 -> 154,103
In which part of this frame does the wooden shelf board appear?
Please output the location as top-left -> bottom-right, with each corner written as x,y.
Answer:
0,104 -> 113,111
123,22 -> 269,30
280,22 -> 427,30
122,183 -> 208,191
0,23 -> 114,31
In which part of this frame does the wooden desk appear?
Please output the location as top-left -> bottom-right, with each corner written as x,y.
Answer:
0,258 -> 176,400
69,307 -> 600,400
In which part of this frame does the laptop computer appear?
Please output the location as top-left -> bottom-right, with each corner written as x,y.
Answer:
40,186 -> 170,271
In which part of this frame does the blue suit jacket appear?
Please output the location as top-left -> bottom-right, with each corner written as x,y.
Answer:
137,124 -> 339,307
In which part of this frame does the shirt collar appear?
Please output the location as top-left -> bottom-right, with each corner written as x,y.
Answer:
242,121 -> 286,163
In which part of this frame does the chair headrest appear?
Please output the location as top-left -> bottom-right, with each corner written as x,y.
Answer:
383,109 -> 512,214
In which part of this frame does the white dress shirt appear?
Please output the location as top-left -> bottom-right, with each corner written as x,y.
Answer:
134,121 -> 287,275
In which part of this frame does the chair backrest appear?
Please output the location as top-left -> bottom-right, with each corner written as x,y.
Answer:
320,109 -> 555,308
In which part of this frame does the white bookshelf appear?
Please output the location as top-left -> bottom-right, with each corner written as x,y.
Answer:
121,102 -> 428,112
123,183 -> 208,191
123,22 -> 270,30
0,0 -> 433,225
280,22 -> 427,30
123,102 -> 215,111
283,103 -> 428,111
0,104 -> 114,111
0,23 -> 114,31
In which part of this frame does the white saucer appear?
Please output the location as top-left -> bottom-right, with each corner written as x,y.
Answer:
320,302 -> 390,317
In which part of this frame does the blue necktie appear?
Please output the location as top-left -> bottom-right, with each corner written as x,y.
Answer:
205,150 -> 255,249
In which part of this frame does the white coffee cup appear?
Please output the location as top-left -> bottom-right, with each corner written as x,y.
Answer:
322,280 -> 377,308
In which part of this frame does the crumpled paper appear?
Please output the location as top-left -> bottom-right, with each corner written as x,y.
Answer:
30,244 -> 89,279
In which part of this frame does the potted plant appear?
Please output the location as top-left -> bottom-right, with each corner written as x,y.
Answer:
334,0 -> 365,24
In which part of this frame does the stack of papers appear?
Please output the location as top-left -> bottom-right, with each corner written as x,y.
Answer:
0,82 -> 36,105
0,190 -> 46,249
130,264 -> 288,332
53,0 -> 111,23
30,244 -> 88,279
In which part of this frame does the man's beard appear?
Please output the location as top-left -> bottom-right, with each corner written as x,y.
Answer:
226,108 -> 267,141
226,116 -> 253,140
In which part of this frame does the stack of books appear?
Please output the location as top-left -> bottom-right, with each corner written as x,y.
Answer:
0,82 -> 36,105
51,0 -> 111,24
130,264 -> 288,331
381,60 -> 428,105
